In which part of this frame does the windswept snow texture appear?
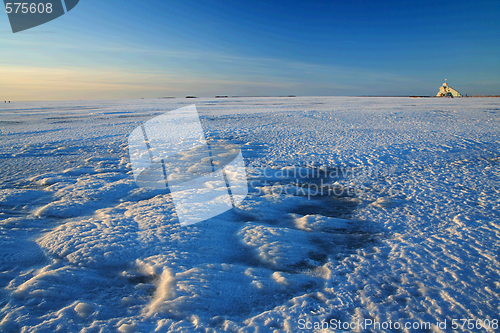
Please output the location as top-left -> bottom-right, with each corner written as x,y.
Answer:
1,97 -> 499,332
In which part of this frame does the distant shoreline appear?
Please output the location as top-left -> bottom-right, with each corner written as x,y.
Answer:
4,95 -> 499,103
157,95 -> 500,99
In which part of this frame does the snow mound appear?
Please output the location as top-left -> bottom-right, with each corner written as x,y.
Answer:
38,210 -> 141,267
238,223 -> 320,269
293,214 -> 351,232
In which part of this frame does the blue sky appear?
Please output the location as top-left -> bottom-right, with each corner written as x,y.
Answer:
1,0 -> 499,100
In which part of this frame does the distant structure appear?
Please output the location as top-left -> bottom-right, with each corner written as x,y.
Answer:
436,80 -> 462,97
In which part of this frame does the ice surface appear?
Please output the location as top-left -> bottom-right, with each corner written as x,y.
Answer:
1,97 -> 499,332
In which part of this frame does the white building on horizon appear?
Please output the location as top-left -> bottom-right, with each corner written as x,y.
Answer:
436,80 -> 462,97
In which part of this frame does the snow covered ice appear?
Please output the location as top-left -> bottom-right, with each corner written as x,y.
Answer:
0,97 -> 499,332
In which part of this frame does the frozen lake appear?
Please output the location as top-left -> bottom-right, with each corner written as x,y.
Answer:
1,97 -> 499,332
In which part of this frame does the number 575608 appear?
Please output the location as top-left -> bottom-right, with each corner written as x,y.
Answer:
5,3 -> 54,14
